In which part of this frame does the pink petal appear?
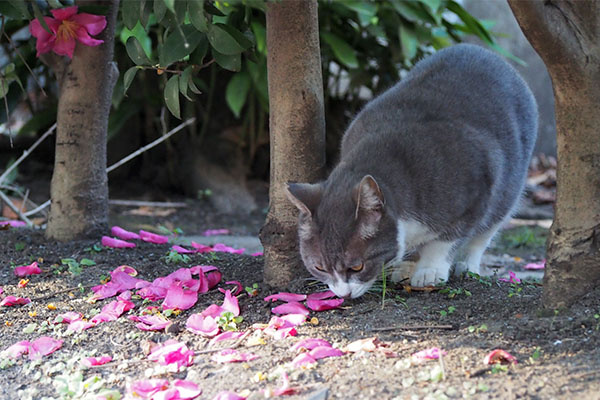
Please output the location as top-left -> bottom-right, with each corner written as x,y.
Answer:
50,6 -> 78,20
28,336 -> 63,360
101,299 -> 135,318
219,281 -> 243,296
29,18 -> 60,56
76,29 -> 104,48
102,236 -> 136,248
111,226 -> 140,240
201,304 -> 224,318
206,270 -> 222,290
129,315 -> 171,331
267,327 -> 297,340
272,301 -> 309,316
186,314 -> 219,337
209,330 -> 249,346
81,355 -> 112,367
309,346 -> 345,360
137,285 -> 168,301
202,229 -> 229,236
70,12 -> 107,35
67,320 -> 95,332
306,298 -> 344,311
14,261 -> 42,277
4,340 -> 31,359
172,379 -> 202,399
279,314 -> 308,326
0,220 -> 26,227
264,292 -> 307,302
412,347 -> 447,361
212,392 -> 246,400
191,265 -> 220,274
139,230 -> 169,244
113,265 -> 138,276
118,290 -> 132,301
54,311 -> 83,324
271,372 -> 298,396
172,245 -> 196,254
524,260 -> 546,270
306,290 -> 337,301
346,337 -> 384,353
52,36 -> 77,58
162,286 -> 198,310
250,252 -> 263,257
148,340 -> 194,371
290,352 -> 317,368
290,338 -> 332,353
90,313 -> 116,324
0,287 -> 3,295
484,349 -> 518,365
190,242 -> 214,253
211,349 -> 259,363
129,379 -> 170,399
212,243 -> 245,254
0,296 -> 31,306
222,290 -> 240,316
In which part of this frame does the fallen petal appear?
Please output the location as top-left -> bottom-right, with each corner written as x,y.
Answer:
67,320 -> 95,332
222,290 -> 240,316
162,285 -> 198,311
306,298 -> 344,311
290,352 -> 317,368
190,242 -> 214,253
271,372 -> 298,396
290,338 -> 332,353
186,314 -> 219,337
412,347 -> 447,361
81,355 -> 112,367
279,314 -> 307,327
129,379 -> 170,399
28,336 -> 63,360
172,379 -> 202,399
222,280 -> 243,296
484,349 -> 518,365
209,330 -> 249,346
139,230 -> 169,244
306,290 -> 336,301
250,252 -> 263,257
0,296 -> 31,306
172,245 -> 196,254
523,260 -> 545,270
345,337 -> 385,353
0,220 -> 26,227
203,228 -> 229,236
264,292 -> 307,302
148,340 -> 194,371
266,326 -> 297,340
111,226 -> 141,240
129,314 -> 172,331
211,349 -> 259,363
102,236 -> 136,248
54,311 -> 83,324
4,340 -> 30,359
113,265 -> 138,276
212,391 -> 246,400
212,243 -> 245,254
271,301 -> 309,316
14,261 -> 42,277
309,346 -> 345,360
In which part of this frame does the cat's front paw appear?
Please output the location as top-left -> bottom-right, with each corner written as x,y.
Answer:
411,267 -> 448,287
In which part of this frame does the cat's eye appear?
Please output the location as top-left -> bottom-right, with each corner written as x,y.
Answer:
315,265 -> 326,272
350,263 -> 364,272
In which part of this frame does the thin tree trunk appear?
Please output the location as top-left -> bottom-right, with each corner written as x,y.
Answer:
259,0 -> 326,288
508,0 -> 600,308
46,0 -> 119,241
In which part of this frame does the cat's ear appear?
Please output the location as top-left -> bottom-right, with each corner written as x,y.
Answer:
355,175 -> 384,239
285,182 -> 323,217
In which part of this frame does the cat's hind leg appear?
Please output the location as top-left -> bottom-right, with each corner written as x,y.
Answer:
454,223 -> 503,277
411,240 -> 457,287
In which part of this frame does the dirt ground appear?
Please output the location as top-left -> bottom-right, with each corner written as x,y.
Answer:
1,198 -> 599,400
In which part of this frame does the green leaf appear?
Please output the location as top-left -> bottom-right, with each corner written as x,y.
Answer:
190,36 -> 209,65
31,1 -> 51,34
79,258 -> 96,266
212,49 -> 241,71
390,0 -> 435,24
164,75 -> 181,119
159,24 -> 205,67
120,22 -> 153,57
46,0 -> 63,8
126,36 -> 153,66
207,23 -> 251,55
321,32 -> 359,69
123,66 -> 139,95
189,0 -> 209,32
225,70 -> 251,118
418,0 -> 441,13
399,24 -> 418,61
154,0 -> 167,22
179,66 -> 194,101
6,0 -> 31,18
122,0 -> 143,30
0,78 -> 13,99
251,21 -> 266,54
339,0 -> 378,26
163,0 -> 175,13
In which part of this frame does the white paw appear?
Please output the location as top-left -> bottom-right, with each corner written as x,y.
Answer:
453,261 -> 480,277
411,267 -> 448,287
390,261 -> 416,283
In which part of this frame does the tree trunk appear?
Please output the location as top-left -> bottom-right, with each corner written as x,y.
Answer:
508,0 -> 600,308
259,0 -> 326,288
46,0 -> 119,241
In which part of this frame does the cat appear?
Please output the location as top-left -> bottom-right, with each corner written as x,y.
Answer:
285,44 -> 538,299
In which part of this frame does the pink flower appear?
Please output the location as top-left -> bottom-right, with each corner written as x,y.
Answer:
523,260 -> 546,270
102,236 -> 136,248
14,261 -> 42,277
28,336 -> 63,360
499,271 -> 521,284
29,6 -> 106,59
139,230 -> 169,244
264,292 -> 307,302
306,298 -> 344,311
0,295 -> 31,306
211,349 -> 259,363
484,349 -> 518,365
148,340 -> 194,371
271,301 -> 309,316
81,355 -> 112,367
412,347 -> 447,362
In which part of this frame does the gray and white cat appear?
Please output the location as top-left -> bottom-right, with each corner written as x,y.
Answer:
286,44 -> 538,299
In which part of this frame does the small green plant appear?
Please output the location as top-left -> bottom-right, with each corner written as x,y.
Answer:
84,244 -> 103,254
61,258 -> 96,276
197,189 -> 213,200
468,324 -> 488,333
466,271 -> 492,287
440,287 -> 472,298
594,311 -> 600,331
394,295 -> 408,309
245,283 -> 259,297
500,226 -> 547,249
439,305 -> 456,318
529,347 -> 541,362
216,311 -> 243,331
507,283 -> 523,298
14,242 -> 25,251
164,250 -> 191,264
491,364 -> 508,374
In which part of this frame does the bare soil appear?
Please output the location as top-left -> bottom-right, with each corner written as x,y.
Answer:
1,201 -> 599,400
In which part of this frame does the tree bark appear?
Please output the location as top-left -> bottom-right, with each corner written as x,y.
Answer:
46,0 -> 119,241
259,0 -> 326,288
508,0 -> 600,308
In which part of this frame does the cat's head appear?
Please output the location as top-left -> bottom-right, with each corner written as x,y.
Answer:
286,175 -> 397,298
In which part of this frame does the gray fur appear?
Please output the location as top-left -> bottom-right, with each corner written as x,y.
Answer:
287,44 -> 538,298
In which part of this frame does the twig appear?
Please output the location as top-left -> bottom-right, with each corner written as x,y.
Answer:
370,324 -> 455,332
2,30 -> 47,97
24,199 -> 50,217
109,199 -> 188,208
106,118 -> 195,173
438,348 -> 446,381
0,123 -> 56,185
30,284 -> 95,301
0,189 -> 33,225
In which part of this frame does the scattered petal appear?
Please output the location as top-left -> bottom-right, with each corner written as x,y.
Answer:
290,352 -> 317,368
111,226 -> 141,240
172,245 -> 196,254
211,349 -> 259,363
0,220 -> 26,227
114,265 -> 138,276
212,243 -> 245,254
222,290 -> 240,316
309,346 -> 345,360
101,236 -> 136,248
271,301 -> 309,316
219,281 -> 243,296
290,338 -> 332,353
306,290 -> 336,301
172,379 -> 202,399
28,336 -> 63,360
209,330 -> 249,346
162,285 -> 198,311
129,379 -> 170,399
279,314 -> 307,327
264,292 -> 307,302
306,298 -> 344,311
14,261 -> 42,277
190,242 -> 214,253
18,279 -> 29,288
67,320 -> 95,332
0,296 -> 31,306
212,391 -> 246,400
412,347 -> 447,362
270,372 -> 299,396
346,337 -> 386,353
523,260 -> 545,270
484,349 -> 518,365
81,355 -> 112,367
250,252 -> 263,257
203,229 -> 229,236
4,340 -> 30,359
129,314 -> 172,331
498,271 -> 521,284
186,314 -> 219,337
139,230 -> 169,244
54,311 -> 83,324
148,340 -> 194,371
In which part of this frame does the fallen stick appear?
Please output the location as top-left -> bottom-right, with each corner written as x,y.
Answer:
109,199 -> 188,208
0,189 -> 33,225
370,324 -> 455,332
